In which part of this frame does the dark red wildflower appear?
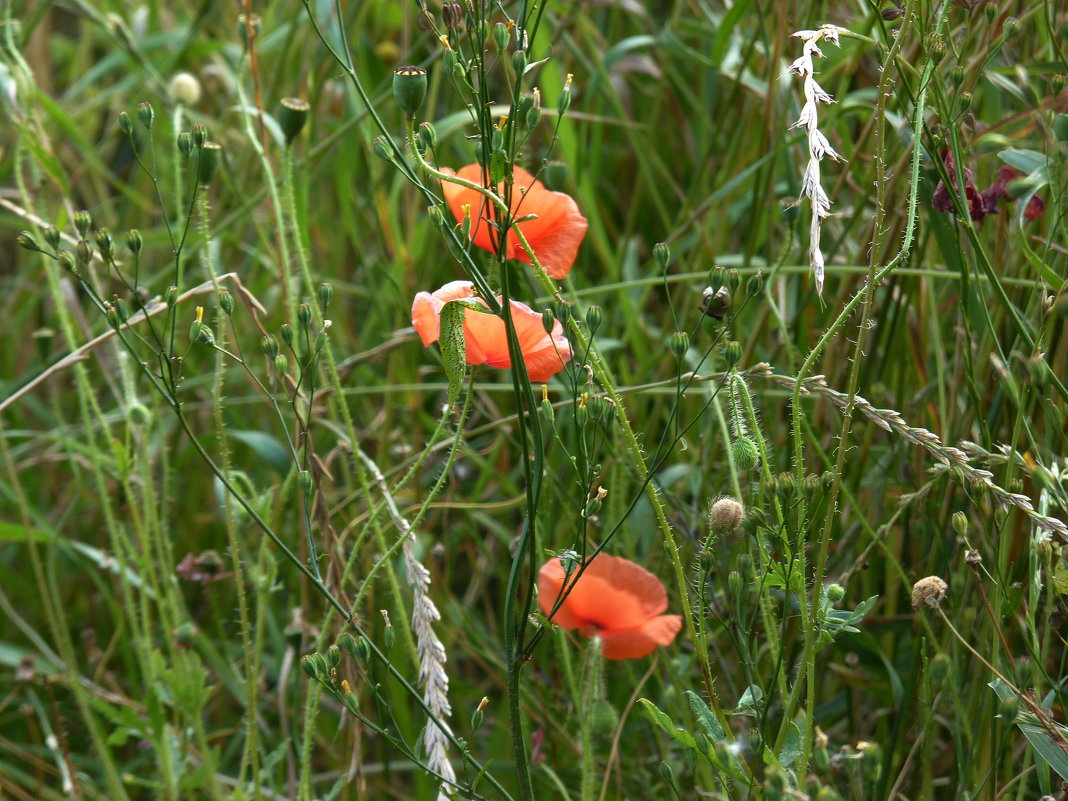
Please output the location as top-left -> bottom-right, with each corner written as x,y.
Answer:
979,165 -> 1019,215
1024,194 -> 1045,221
931,150 -> 987,220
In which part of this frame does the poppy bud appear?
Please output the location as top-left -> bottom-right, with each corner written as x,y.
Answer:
118,111 -> 133,135
669,331 -> 689,360
177,131 -> 193,157
75,209 -> 92,238
42,225 -> 60,251
218,288 -> 234,316
585,305 -> 602,332
197,142 -> 222,185
708,264 -> 726,292
731,437 -> 759,471
300,653 -> 321,679
653,241 -> 671,270
708,497 -> 744,533
279,98 -> 310,143
191,123 -> 207,150
952,511 -> 967,537
274,354 -> 289,375
298,470 -> 315,499
318,282 -> 333,311
825,583 -> 845,603
94,228 -> 114,260
727,570 -> 742,600
126,229 -> 142,255
326,643 -> 341,668
723,340 -> 741,365
393,66 -> 428,119
726,268 -> 741,293
492,22 -> 509,53
542,309 -> 555,334
137,101 -> 154,129
957,91 -> 972,111
555,300 -> 572,325
164,286 -> 178,307
590,700 -> 618,735
280,323 -> 294,347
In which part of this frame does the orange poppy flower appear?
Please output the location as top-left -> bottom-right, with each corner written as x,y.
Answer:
441,165 -> 587,280
411,280 -> 572,382
537,553 -> 683,660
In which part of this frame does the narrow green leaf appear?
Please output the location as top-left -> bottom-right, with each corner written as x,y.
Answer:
685,690 -> 725,742
439,300 -> 467,404
638,698 -> 696,749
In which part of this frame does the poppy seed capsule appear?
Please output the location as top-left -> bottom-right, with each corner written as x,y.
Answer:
731,437 -> 759,471
279,98 -> 310,143
393,66 -> 428,119
197,142 -> 222,185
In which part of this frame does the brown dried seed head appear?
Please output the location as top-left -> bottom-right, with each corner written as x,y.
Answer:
911,575 -> 949,609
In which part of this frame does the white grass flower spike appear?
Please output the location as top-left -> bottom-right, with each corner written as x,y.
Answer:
788,24 -> 848,297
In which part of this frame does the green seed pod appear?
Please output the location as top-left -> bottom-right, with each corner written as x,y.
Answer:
727,570 -> 742,600
557,75 -> 573,116
825,583 -> 845,603
726,268 -> 741,293
658,761 -> 673,784
393,66 -> 428,118
542,309 -> 555,334
94,228 -> 114,260
327,644 -> 341,668
949,65 -> 965,88
669,331 -> 689,360
137,101 -> 154,128
924,33 -> 946,65
746,271 -> 763,296
218,288 -> 234,316
723,340 -> 742,365
492,22 -> 509,53
164,286 -> 178,307
958,91 -> 972,112
372,136 -> 393,162
708,265 -> 726,292
118,111 -> 133,135
731,437 -> 759,471
318,282 -> 334,311
58,251 -> 77,274
126,229 -> 142,255
525,93 -> 542,130
280,323 -> 294,347
191,123 -> 207,150
75,239 -> 93,269
279,97 -> 310,144
590,700 -> 619,735
300,653 -> 320,679
297,303 -> 313,329
42,225 -> 61,251
653,241 -> 671,270
262,334 -> 279,358
197,142 -> 222,185
511,50 -> 528,75
585,305 -> 602,332
952,511 -> 968,537
274,353 -> 289,375
16,231 -> 38,252
74,210 -> 92,238
418,121 -> 437,149
555,300 -> 572,325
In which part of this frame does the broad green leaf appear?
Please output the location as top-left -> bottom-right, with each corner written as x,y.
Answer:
778,722 -> 803,768
685,690 -> 725,742
997,148 -> 1048,175
638,698 -> 697,749
228,430 -> 291,473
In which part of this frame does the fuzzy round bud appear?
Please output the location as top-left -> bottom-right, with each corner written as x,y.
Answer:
709,497 -> 744,534
74,210 -> 92,238
731,437 -> 759,471
136,101 -> 154,128
169,71 -> 202,106
669,331 -> 689,361
584,305 -> 602,332
125,229 -> 142,255
118,111 -> 133,135
825,583 -> 845,603
279,97 -> 310,143
723,340 -> 742,366
392,66 -> 428,118
911,575 -> 948,609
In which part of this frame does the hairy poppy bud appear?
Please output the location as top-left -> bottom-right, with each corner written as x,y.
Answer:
118,111 -> 133,135
279,97 -> 310,143
126,229 -> 142,255
542,308 -> 555,334
825,583 -> 845,603
393,66 -> 428,118
731,437 -> 759,471
708,497 -> 744,534
197,142 -> 222,185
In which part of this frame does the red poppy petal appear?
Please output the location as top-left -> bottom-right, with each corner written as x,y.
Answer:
537,558 -> 587,630
508,301 -> 572,381
599,615 -> 683,660
442,165 -> 502,256
508,167 -> 587,279
411,291 -> 441,346
553,554 -> 669,631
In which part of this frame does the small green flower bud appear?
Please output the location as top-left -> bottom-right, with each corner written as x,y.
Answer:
177,132 -> 193,157
803,473 -> 822,495
105,302 -> 122,329
984,2 -> 996,22
300,653 -> 320,679
74,210 -> 92,238
137,101 -> 154,128
471,697 -> 488,730
94,228 -> 114,260
191,123 -> 207,150
58,250 -> 77,274
825,583 -> 845,603
279,97 -> 310,143
198,325 -> 215,345
542,309 -> 555,334
318,282 -> 334,311
297,303 -> 313,329
723,340 -> 742,365
418,121 -> 437,149
76,239 -> 93,268
427,205 -> 446,229
336,633 -> 358,657
585,305 -> 602,332
262,334 -> 279,358
42,225 -> 61,251
1002,16 -> 1018,36
372,136 -> 393,162
727,570 -> 742,599
669,331 -> 689,360
539,394 -> 555,426
952,511 -> 968,537
189,309 -> 203,342
299,470 -> 314,498
555,301 -> 572,325
958,91 -> 972,111
512,50 -> 528,75
586,395 -> 606,422
708,265 -> 726,292
1015,658 -> 1034,688
949,65 -> 965,88
492,22 -> 509,52
731,437 -> 759,471
557,74 -> 573,116
218,288 -> 234,316
280,323 -> 294,347
197,142 -> 222,185
525,90 -> 542,129
726,268 -> 741,293
746,271 -> 763,296
16,231 -> 38,252
327,644 -> 341,668
125,229 -> 142,255
653,242 -> 671,270
164,286 -> 178,307
735,552 -> 752,574
118,111 -> 133,135
393,66 -> 428,118
383,619 -> 395,650
658,761 -> 673,784
173,622 -> 197,647
274,353 -> 289,375
924,33 -> 946,65
1051,73 -> 1066,97
590,700 -> 618,735
115,298 -> 129,322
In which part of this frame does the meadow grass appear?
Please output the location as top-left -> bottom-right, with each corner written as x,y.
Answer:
2,0 -> 1067,799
